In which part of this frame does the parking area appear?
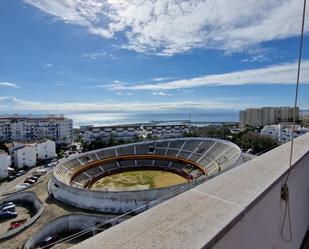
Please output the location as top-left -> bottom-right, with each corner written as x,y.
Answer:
0,173 -> 120,249
0,205 -> 32,235
0,166 -> 55,196
0,157 -> 131,249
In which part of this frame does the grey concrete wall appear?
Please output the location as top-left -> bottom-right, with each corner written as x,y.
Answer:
0,192 -> 44,240
212,151 -> 309,249
48,176 -> 203,213
24,214 -> 127,249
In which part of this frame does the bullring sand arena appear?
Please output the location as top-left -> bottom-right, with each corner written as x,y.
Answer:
90,170 -> 188,191
1,137 -> 242,249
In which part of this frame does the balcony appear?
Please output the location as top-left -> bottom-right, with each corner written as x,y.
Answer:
71,133 -> 309,249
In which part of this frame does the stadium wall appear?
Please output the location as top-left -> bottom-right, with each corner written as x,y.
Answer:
24,214 -> 128,249
48,176 -> 204,214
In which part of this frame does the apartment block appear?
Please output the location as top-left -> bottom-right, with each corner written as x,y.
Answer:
81,124 -> 190,144
239,107 -> 299,129
142,124 -> 189,139
0,114 -> 73,145
81,125 -> 143,144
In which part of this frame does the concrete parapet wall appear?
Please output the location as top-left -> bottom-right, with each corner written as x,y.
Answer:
212,150 -> 309,249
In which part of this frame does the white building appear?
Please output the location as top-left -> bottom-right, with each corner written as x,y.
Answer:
142,124 -> 190,139
81,125 -> 143,144
36,140 -> 57,160
7,139 -> 56,168
0,150 -> 10,177
261,123 -> 309,143
0,114 -> 73,145
13,145 -> 37,169
81,124 -> 190,144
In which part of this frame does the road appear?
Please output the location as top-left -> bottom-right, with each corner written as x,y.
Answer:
0,165 -> 53,197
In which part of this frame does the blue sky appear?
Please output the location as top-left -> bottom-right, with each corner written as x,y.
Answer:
0,0 -> 308,115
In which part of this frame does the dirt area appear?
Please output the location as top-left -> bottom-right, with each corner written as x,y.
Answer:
0,174 -> 106,249
91,170 -> 188,191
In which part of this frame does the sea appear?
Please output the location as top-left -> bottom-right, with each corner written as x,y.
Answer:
67,112 -> 239,128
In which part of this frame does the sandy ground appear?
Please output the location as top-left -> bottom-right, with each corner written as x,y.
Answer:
91,170 -> 188,191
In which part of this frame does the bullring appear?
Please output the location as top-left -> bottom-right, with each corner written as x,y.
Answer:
48,138 -> 241,213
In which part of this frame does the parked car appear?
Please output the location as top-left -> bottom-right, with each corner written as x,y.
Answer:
246,148 -> 254,154
30,176 -> 40,181
9,219 -> 27,230
33,169 -> 46,177
7,175 -> 16,181
0,201 -> 14,209
1,204 -> 15,212
0,210 -> 18,220
39,234 -> 59,248
15,183 -> 31,190
24,178 -> 36,184
16,170 -> 25,177
46,162 -> 57,167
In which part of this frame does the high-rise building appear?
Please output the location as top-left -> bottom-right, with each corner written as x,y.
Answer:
0,114 -> 73,145
239,108 -> 263,128
239,107 -> 299,129
261,107 -> 276,125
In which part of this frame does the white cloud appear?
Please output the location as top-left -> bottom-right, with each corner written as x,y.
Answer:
95,80 -> 126,89
82,51 -> 117,60
0,82 -> 21,88
43,63 -> 53,69
109,60 -> 309,91
241,54 -> 270,63
151,77 -> 177,82
177,89 -> 196,95
0,96 -> 246,113
24,0 -> 309,55
152,91 -> 172,96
